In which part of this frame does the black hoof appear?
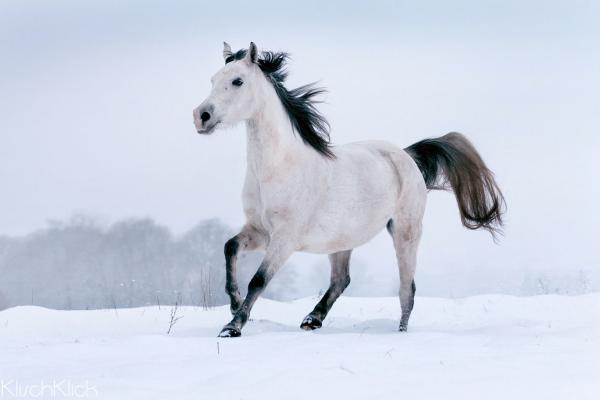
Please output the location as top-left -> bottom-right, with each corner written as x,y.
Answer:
300,315 -> 322,331
398,324 -> 408,332
218,327 -> 241,338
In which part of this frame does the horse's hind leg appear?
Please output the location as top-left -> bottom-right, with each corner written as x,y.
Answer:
387,219 -> 422,331
301,250 -> 352,330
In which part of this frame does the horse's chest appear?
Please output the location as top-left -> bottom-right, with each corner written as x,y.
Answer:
242,175 -> 305,231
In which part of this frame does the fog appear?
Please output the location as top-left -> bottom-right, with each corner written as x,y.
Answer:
1,0 -> 599,305
0,217 -> 301,310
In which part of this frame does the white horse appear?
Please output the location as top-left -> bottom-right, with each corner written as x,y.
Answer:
193,42 -> 504,337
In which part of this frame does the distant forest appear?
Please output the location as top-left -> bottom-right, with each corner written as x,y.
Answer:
0,216 -> 597,311
0,216 -> 300,310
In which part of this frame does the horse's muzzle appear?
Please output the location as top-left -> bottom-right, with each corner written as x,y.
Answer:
196,121 -> 220,135
193,104 -> 216,133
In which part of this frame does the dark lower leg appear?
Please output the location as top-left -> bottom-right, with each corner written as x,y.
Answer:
224,236 -> 243,314
223,225 -> 265,315
301,250 -> 352,330
219,260 -> 276,337
219,240 -> 292,337
301,281 -> 350,329
399,280 -> 416,331
390,220 -> 421,333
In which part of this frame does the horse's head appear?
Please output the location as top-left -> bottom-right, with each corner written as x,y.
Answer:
193,42 -> 262,134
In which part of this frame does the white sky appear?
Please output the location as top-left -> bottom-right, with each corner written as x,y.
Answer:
1,0 -> 599,290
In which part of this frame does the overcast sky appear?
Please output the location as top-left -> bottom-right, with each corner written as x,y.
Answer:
1,0 -> 599,291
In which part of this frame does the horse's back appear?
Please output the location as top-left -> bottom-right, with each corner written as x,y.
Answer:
335,140 -> 426,193
336,140 -> 428,218
297,140 -> 426,253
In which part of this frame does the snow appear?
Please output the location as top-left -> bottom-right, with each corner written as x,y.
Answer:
2,294 -> 599,399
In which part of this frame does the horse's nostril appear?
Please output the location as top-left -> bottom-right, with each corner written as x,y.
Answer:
200,111 -> 211,123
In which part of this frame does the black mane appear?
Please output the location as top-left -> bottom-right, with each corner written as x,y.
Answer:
227,48 -> 334,158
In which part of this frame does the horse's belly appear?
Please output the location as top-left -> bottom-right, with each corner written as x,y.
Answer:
298,219 -> 389,254
297,147 -> 403,253
298,185 -> 398,254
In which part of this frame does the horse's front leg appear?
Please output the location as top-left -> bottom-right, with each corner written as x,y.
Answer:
219,236 -> 294,337
224,224 -> 266,315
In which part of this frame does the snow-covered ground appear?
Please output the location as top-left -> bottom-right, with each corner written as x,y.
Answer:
1,294 -> 599,400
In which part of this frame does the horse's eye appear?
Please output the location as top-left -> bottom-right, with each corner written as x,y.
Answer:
232,78 -> 244,87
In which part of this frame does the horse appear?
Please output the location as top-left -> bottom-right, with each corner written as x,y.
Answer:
192,42 -> 505,337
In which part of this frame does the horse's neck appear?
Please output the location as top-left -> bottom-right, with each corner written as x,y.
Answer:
245,90 -> 315,178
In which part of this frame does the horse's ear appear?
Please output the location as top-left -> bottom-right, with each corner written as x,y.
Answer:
245,42 -> 258,64
223,42 -> 233,62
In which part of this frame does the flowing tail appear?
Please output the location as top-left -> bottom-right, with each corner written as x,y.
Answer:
405,132 -> 505,238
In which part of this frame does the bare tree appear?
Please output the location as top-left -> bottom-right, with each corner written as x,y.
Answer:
166,300 -> 183,335
537,276 -> 550,294
200,264 -> 214,310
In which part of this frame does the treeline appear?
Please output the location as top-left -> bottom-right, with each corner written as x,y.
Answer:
0,216 -> 298,310
0,216 -> 597,311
